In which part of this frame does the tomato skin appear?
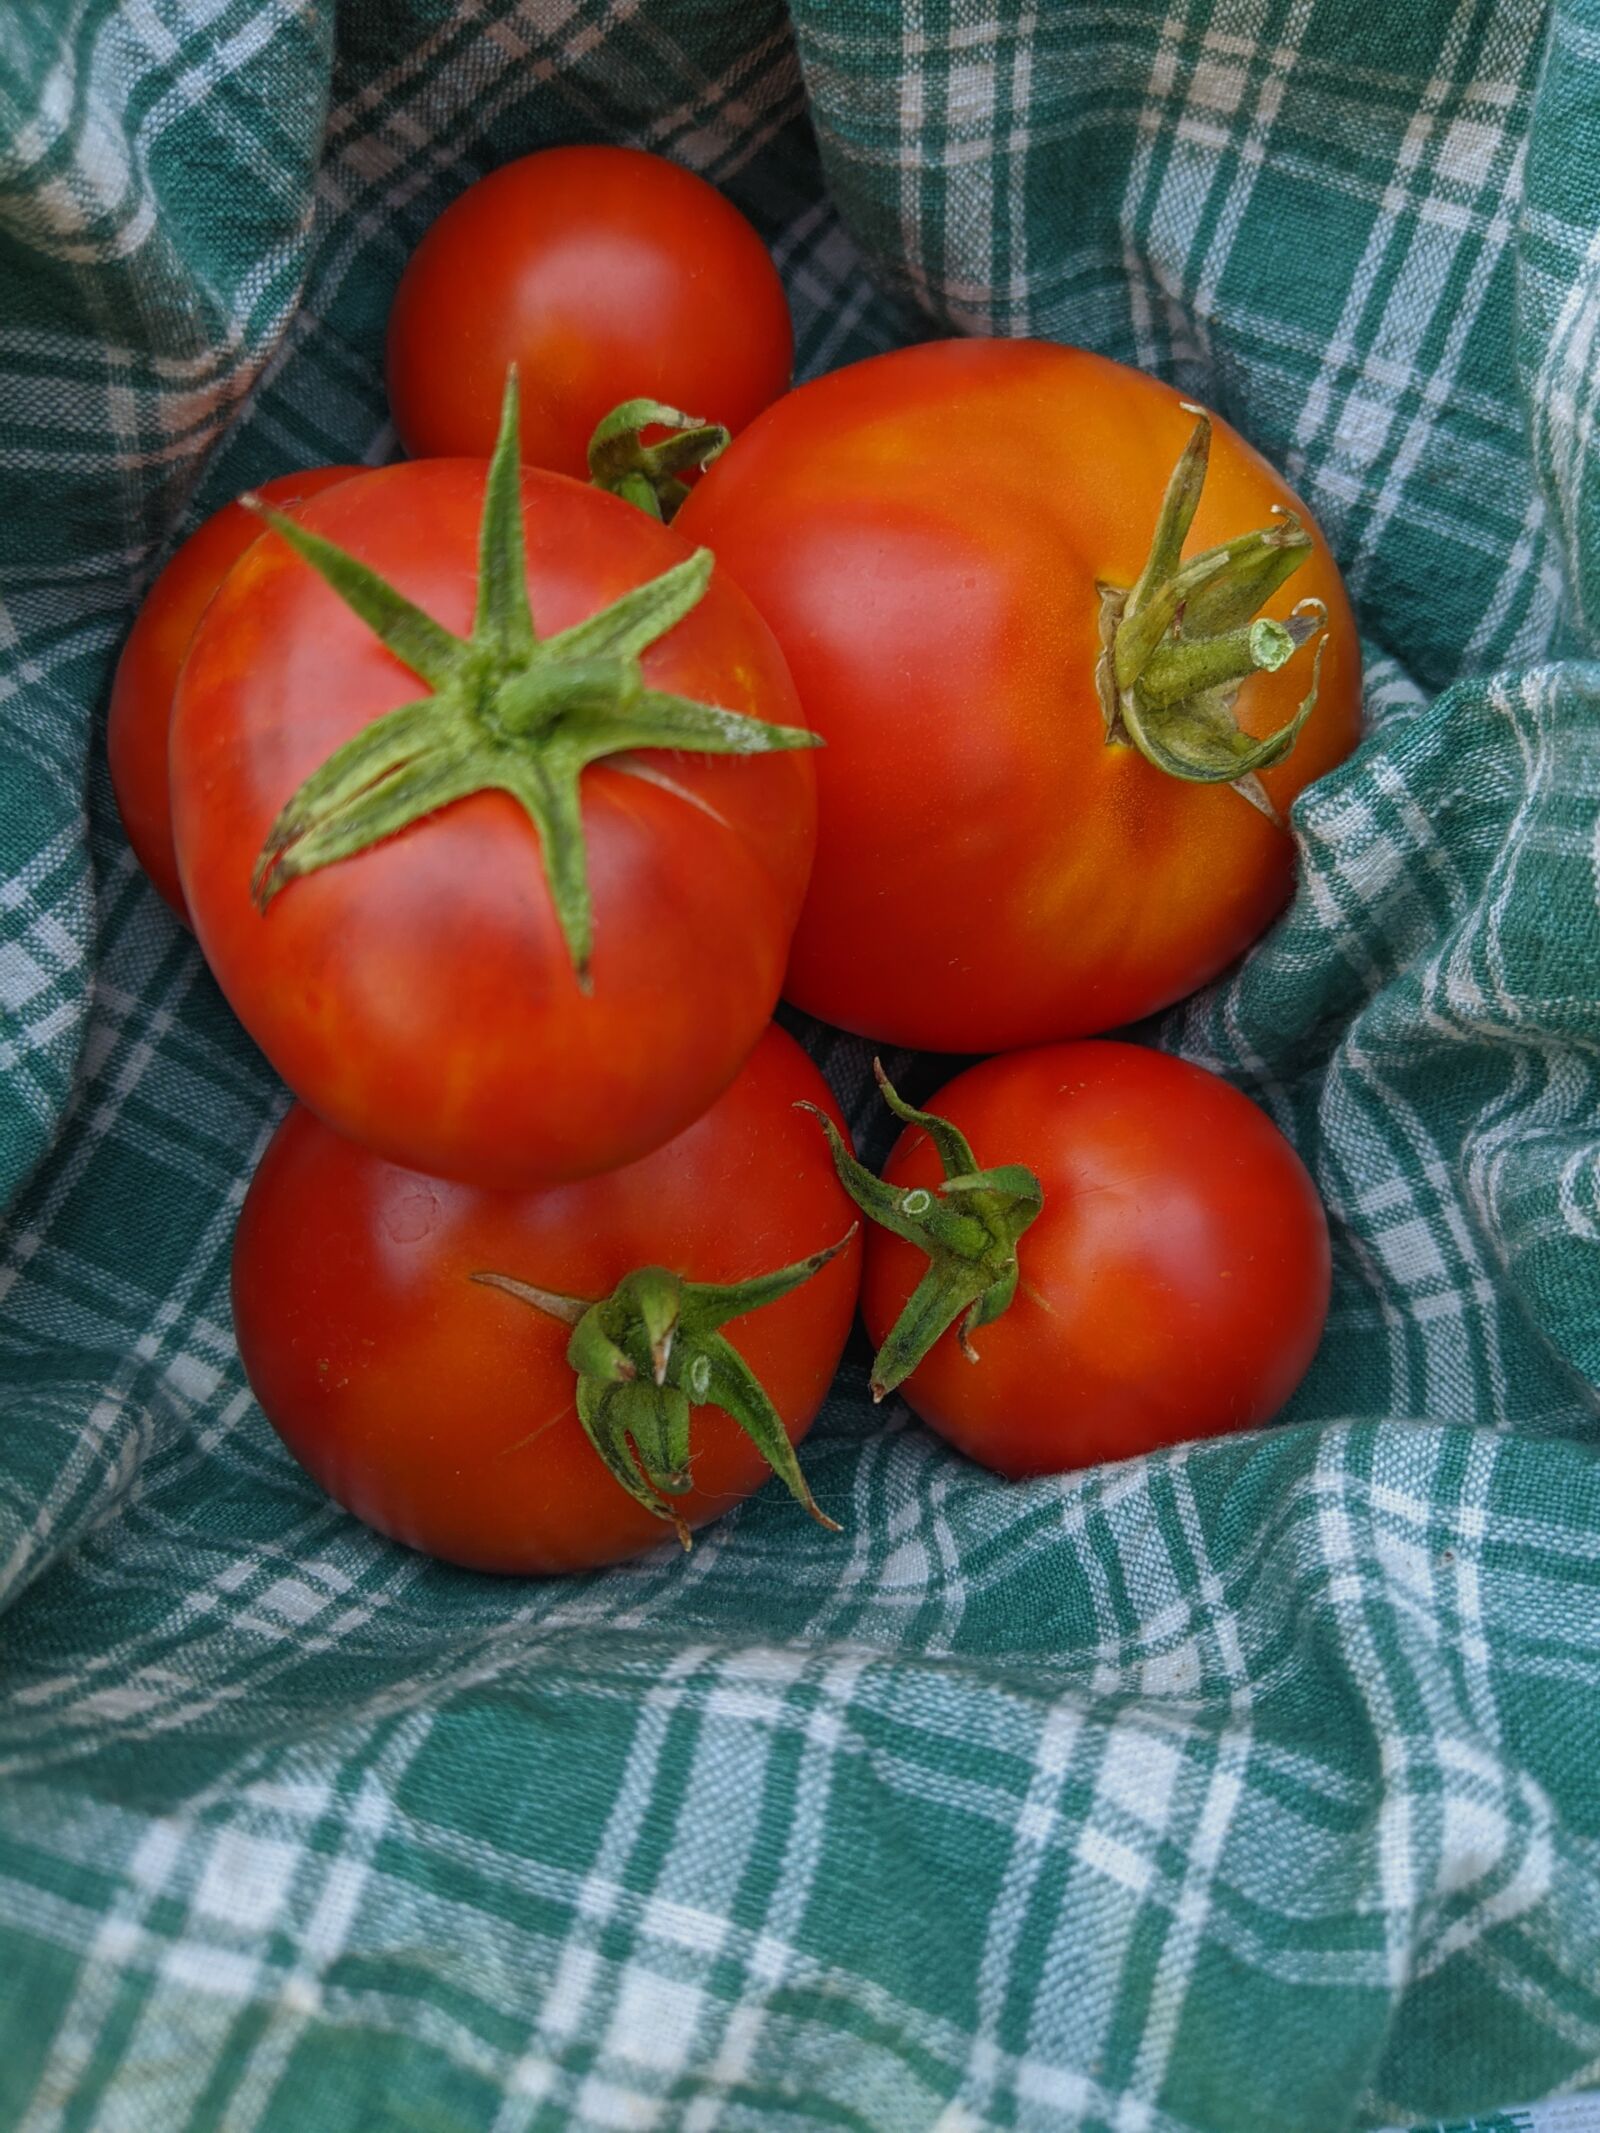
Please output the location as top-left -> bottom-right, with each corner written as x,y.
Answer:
108,467 -> 360,923
231,1027 -> 861,1574
386,147 -> 793,476
677,339 -> 1362,1051
170,461 -> 816,1189
862,1042 -> 1331,1476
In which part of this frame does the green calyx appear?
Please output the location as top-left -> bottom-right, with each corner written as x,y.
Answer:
246,370 -> 818,984
1096,404 -> 1329,823
801,1063 -> 1042,1402
472,1232 -> 855,1548
587,398 -> 731,522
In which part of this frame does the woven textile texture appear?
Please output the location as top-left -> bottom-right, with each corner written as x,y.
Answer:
2,2 -> 1599,2128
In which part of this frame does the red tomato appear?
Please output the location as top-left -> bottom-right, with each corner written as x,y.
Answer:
677,339 -> 1362,1051
231,1026 -> 862,1573
843,1042 -> 1330,1476
386,147 -> 792,476
170,451 -> 816,1189
108,467 -> 359,922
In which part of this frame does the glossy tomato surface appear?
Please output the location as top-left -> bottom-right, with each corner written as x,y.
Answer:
862,1042 -> 1331,1475
108,466 -> 359,922
170,461 -> 816,1187
386,147 -> 793,474
232,1027 -> 862,1573
678,339 -> 1362,1051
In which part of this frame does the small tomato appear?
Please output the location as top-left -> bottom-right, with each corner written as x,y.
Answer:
386,146 -> 792,488
810,1041 -> 1331,1476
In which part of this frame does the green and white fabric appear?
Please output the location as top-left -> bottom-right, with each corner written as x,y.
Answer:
1389,2104 -> 1600,2133
3,2 -> 1599,2127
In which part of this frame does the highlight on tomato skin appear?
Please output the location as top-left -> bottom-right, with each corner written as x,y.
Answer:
810,1040 -> 1332,1479
677,337 -> 1363,1054
107,466 -> 361,924
386,144 -> 794,478
229,1025 -> 863,1576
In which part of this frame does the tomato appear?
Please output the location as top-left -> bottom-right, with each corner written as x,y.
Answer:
810,1042 -> 1330,1477
108,467 -> 359,922
677,339 -> 1362,1051
170,383 -> 817,1189
231,1026 -> 862,1573
386,146 -> 792,479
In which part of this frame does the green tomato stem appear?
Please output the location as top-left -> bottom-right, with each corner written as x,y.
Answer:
472,1229 -> 855,1545
800,1062 -> 1042,1401
1095,404 -> 1330,811
587,398 -> 732,523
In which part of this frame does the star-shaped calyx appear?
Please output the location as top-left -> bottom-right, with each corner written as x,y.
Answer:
802,1063 -> 1043,1401
1095,405 -> 1329,823
245,371 -> 819,984
473,1232 -> 855,1547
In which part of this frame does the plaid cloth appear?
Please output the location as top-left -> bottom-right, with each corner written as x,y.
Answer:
3,2 -> 1599,2127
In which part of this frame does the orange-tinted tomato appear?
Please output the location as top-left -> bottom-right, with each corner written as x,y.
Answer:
231,1027 -> 862,1573
108,467 -> 359,921
170,462 -> 816,1187
862,1042 -> 1331,1475
678,339 -> 1362,1051
386,147 -> 793,475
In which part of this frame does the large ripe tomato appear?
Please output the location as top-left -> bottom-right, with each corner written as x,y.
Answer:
677,339 -> 1362,1051
231,1026 -> 862,1573
386,147 -> 792,478
108,467 -> 359,922
170,389 -> 817,1189
812,1042 -> 1330,1476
